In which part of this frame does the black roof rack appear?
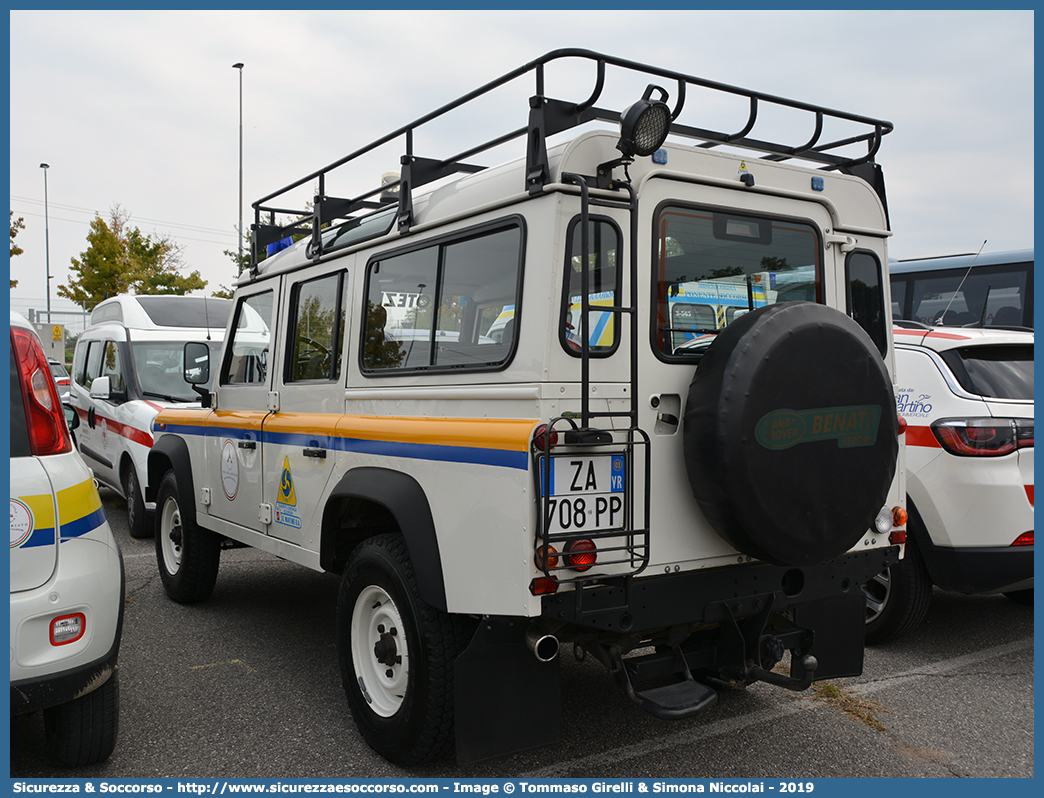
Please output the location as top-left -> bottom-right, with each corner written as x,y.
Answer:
250,48 -> 892,272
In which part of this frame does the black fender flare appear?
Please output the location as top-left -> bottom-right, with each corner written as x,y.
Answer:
322,467 -> 447,612
147,435 -> 197,526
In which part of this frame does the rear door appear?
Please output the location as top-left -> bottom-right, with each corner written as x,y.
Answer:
638,185 -> 836,566
262,264 -> 352,549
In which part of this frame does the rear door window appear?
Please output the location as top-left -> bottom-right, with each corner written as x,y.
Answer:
654,205 -> 821,358
939,344 -> 1033,400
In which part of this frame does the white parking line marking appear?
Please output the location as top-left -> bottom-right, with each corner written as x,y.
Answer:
521,638 -> 1032,777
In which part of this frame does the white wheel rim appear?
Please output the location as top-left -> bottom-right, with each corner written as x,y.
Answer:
351,584 -> 409,717
160,496 -> 183,575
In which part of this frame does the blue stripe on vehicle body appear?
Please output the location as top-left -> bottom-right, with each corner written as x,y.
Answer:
60,506 -> 110,540
161,424 -> 530,471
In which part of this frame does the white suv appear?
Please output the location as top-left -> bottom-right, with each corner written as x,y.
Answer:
863,323 -> 1033,642
69,295 -> 229,538
148,50 -> 905,765
10,311 -> 123,766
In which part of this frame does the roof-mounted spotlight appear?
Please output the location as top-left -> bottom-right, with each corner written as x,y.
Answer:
617,84 -> 671,158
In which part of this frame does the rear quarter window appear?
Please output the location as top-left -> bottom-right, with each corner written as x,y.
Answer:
939,344 -> 1033,400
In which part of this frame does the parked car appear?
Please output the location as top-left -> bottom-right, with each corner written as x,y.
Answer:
9,311 -> 124,766
863,322 -> 1033,643
68,294 -> 230,538
47,358 -> 71,401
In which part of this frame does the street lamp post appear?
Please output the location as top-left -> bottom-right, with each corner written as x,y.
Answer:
39,163 -> 51,323
233,62 -> 244,274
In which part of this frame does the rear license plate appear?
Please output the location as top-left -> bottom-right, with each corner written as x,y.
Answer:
541,454 -> 626,533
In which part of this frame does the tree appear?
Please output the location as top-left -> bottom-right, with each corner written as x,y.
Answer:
58,205 -> 206,310
10,211 -> 25,288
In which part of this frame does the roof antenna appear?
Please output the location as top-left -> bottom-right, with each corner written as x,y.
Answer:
936,240 -> 986,326
204,296 -> 213,341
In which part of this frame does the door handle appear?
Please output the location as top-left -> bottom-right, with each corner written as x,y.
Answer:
87,406 -> 96,429
303,448 -> 326,459
238,440 -> 256,450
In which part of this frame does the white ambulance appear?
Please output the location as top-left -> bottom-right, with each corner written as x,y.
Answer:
148,50 -> 905,765
69,295 -> 230,537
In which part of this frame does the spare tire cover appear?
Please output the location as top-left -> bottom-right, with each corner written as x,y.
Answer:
683,302 -> 898,566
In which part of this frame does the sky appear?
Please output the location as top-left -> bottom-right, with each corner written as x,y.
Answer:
7,9 -> 1035,314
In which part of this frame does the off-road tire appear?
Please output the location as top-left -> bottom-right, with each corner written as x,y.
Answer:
863,536 -> 932,644
155,470 -> 220,604
44,670 -> 119,767
337,533 -> 473,765
123,464 -> 149,539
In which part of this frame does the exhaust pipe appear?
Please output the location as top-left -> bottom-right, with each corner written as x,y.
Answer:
525,627 -> 560,662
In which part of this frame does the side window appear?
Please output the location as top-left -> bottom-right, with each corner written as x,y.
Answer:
101,341 -> 124,394
890,278 -> 907,323
560,216 -> 621,356
287,271 -> 349,382
72,340 -> 89,387
846,251 -> 887,356
84,340 -> 104,386
362,223 -> 523,373
223,291 -> 274,385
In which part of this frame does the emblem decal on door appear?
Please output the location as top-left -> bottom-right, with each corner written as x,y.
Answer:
10,499 -> 34,547
275,456 -> 302,529
221,440 -> 239,500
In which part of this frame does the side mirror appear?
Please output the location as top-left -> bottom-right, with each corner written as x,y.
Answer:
89,375 -> 111,399
62,401 -> 80,431
184,342 -> 211,385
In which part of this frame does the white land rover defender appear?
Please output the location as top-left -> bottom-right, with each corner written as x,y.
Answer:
148,50 -> 905,765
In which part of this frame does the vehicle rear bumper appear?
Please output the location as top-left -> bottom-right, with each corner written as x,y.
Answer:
541,547 -> 898,633
919,539 -> 1034,594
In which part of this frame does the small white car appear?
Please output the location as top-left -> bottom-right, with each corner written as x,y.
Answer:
48,358 -> 71,402
69,294 -> 230,538
863,323 -> 1034,642
10,311 -> 124,766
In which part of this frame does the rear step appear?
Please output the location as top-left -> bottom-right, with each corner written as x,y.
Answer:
611,645 -> 718,720
630,678 -> 717,720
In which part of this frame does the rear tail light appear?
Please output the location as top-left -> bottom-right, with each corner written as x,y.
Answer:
897,415 -> 907,435
931,418 -> 1032,457
12,327 -> 72,456
533,424 -> 559,451
50,613 -> 85,646
1011,531 -> 1033,547
535,545 -> 559,570
564,539 -> 597,572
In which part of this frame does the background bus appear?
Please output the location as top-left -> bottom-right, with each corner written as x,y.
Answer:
890,248 -> 1033,329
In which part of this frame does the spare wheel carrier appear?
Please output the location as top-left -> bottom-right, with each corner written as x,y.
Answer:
682,302 -> 898,567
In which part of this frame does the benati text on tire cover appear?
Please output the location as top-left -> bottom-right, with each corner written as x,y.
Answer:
147,49 -> 906,765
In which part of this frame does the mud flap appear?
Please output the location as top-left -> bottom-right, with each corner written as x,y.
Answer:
454,618 -> 561,765
791,593 -> 867,681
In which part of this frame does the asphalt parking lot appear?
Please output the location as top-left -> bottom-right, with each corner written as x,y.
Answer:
10,488 -> 1034,779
